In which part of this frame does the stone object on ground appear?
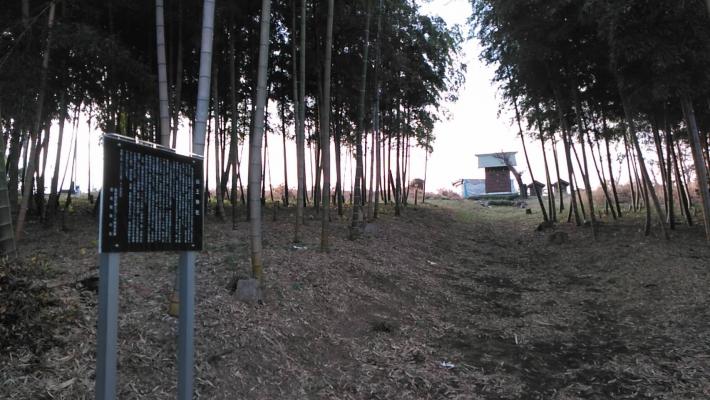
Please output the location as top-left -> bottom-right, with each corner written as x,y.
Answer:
364,223 -> 378,235
235,278 -> 262,303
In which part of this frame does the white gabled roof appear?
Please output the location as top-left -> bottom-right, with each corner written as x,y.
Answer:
475,152 -> 517,168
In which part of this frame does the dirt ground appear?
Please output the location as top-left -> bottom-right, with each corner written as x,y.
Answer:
2,198 -> 710,399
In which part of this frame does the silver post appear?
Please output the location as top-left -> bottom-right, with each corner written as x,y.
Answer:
96,253 -> 120,400
177,251 -> 196,400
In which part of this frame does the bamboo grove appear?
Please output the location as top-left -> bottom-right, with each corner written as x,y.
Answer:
0,0 -> 464,274
471,0 -> 710,241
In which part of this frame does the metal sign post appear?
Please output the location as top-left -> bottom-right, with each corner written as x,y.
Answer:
96,134 -> 203,400
177,251 -> 196,400
96,253 -> 119,399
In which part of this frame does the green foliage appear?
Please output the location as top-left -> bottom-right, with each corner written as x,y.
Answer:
0,0 -> 463,152
470,0 -> 710,147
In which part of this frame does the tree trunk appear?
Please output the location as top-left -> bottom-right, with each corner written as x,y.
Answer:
550,133 -> 565,213
334,115 -> 343,216
622,131 -> 637,211
229,19 -> 240,227
313,132 -> 321,210
156,0 -> 171,146
16,2 -> 55,241
680,94 -> 710,241
662,113 -> 675,228
64,119 -> 79,209
171,0 -> 183,149
561,128 -> 581,225
320,0 -> 334,250
87,110 -> 93,203
367,109 -> 376,218
671,130 -> 693,226
212,63 -> 224,218
373,0 -> 383,214
350,0 -> 372,236
7,127 -> 21,212
386,134 -> 392,203
35,121 -> 51,220
262,114 -> 269,205
295,0 -> 306,243
535,110 -> 555,221
571,91 -> 597,236
47,96 -> 67,219
651,119 -> 669,214
374,116 -> 382,216
622,97 -> 669,239
247,0 -> 272,280
642,173 -> 651,235
604,135 -> 622,217
280,100 -> 289,206
514,99 -> 547,221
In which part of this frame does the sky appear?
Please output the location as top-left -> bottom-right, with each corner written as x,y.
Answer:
41,0 -> 652,196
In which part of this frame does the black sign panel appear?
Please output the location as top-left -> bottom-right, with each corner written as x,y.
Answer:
100,135 -> 203,252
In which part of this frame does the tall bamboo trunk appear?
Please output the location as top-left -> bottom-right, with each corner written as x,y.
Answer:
651,119 -> 669,214
334,117 -> 343,216
262,115 -> 269,205
395,127 -> 401,217
229,21 -> 240,226
350,0 -> 372,236
295,0 -> 307,243
171,0 -> 183,149
87,111 -> 93,203
593,138 -> 616,219
514,99 -> 547,221
622,132 -> 637,212
367,110 -> 376,218
374,117 -> 382,216
64,119 -> 78,209
604,135 -> 622,217
373,0 -> 383,214
535,110 -> 555,221
622,97 -> 669,239
572,92 -> 597,235
280,100 -> 289,206
156,0 -> 171,146
553,90 -> 581,226
550,133 -> 564,213
213,63 -> 224,218
36,121 -> 51,219
680,94 -> 710,242
16,2 -> 55,240
313,133 -> 321,210
365,136 -> 371,206
247,0 -> 272,280
670,131 -> 693,226
319,0 -> 334,250
386,134 -> 392,203
7,127 -> 21,211
563,129 -> 581,225
47,97 -> 67,218
664,127 -> 675,229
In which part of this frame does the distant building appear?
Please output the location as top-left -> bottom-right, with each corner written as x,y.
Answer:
526,180 -> 546,197
455,153 -> 518,198
456,179 -> 486,198
475,152 -> 517,195
552,179 -> 569,195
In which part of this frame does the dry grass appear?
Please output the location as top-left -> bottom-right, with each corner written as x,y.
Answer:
2,198 -> 710,399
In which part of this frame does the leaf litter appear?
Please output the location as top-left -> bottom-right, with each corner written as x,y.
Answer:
1,200 -> 710,399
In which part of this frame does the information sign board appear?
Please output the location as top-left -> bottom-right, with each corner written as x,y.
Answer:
100,135 -> 203,252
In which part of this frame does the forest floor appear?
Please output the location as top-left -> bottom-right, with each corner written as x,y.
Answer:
2,197 -> 710,399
